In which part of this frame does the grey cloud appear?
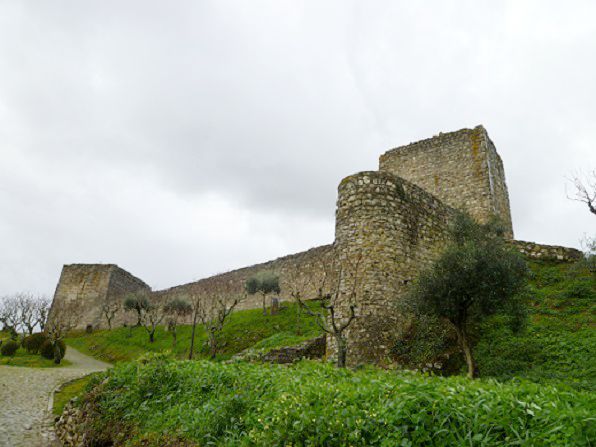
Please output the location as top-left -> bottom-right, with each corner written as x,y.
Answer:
1,0 -> 595,296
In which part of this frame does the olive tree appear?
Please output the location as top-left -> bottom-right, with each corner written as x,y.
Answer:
245,272 -> 280,315
406,213 -> 528,378
123,292 -> 149,327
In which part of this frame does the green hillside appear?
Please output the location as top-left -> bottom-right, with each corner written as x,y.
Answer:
476,259 -> 595,390
66,300 -> 323,363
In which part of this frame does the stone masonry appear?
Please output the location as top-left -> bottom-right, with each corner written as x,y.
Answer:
47,125 -> 583,364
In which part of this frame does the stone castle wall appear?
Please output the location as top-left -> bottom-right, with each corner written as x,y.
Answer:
510,240 -> 582,262
155,244 -> 335,317
48,264 -> 150,330
332,171 -> 456,365
48,125 -> 582,364
56,246 -> 334,331
379,126 -> 513,238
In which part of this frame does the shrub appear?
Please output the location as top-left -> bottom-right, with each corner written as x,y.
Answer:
1,340 -> 19,356
22,333 -> 48,354
40,339 -> 66,361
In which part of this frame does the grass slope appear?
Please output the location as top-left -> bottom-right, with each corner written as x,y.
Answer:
79,358 -> 595,446
476,260 -> 595,390
66,301 -> 323,363
53,375 -> 95,415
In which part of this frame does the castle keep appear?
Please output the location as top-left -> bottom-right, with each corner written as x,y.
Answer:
47,126 -> 581,365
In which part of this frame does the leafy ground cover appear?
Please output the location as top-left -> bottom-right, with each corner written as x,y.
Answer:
66,301 -> 323,363
79,356 -> 595,446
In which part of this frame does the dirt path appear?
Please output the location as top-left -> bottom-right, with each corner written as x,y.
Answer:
0,347 -> 110,446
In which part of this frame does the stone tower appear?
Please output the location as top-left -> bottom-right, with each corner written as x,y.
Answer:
379,125 -> 513,238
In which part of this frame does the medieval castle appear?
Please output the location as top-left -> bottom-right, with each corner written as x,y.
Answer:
47,126 -> 581,365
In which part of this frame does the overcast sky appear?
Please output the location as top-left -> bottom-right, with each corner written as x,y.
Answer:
1,1 -> 595,297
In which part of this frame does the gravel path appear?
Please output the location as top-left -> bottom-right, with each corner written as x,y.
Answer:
0,347 -> 110,447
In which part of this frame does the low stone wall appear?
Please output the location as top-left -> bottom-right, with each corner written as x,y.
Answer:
511,240 -> 583,262
260,336 -> 326,364
54,400 -> 90,447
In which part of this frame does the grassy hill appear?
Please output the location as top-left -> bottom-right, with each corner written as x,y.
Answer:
476,259 -> 595,391
66,300 -> 324,363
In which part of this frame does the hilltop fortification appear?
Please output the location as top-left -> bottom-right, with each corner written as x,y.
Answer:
47,125 -> 582,364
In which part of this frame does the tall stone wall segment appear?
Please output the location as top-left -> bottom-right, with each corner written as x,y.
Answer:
379,126 -> 513,238
48,264 -> 150,331
333,171 -> 456,365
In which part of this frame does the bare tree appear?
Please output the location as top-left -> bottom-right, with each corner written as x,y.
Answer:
34,296 -> 51,332
568,169 -> 596,216
101,294 -> 122,330
16,293 -> 37,335
293,252 -> 362,368
45,299 -> 82,364
164,297 -> 192,348
192,280 -> 244,359
139,293 -> 167,343
0,296 -> 20,338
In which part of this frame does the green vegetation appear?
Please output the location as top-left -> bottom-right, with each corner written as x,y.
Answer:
476,259 -> 595,391
78,356 -> 594,446
0,332 -> 70,367
53,375 -> 94,416
66,301 -> 323,363
0,348 -> 71,367
407,214 -> 528,378
1,339 -> 19,356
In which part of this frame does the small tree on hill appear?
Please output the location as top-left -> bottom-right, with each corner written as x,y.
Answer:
101,294 -> 122,330
292,250 -> 361,368
406,213 -> 528,378
192,280 -> 244,359
568,169 -> 596,216
245,272 -> 280,316
123,292 -> 149,327
139,294 -> 167,343
164,298 -> 192,347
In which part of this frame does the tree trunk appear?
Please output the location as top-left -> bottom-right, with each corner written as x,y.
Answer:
209,331 -> 217,359
149,330 -> 155,343
53,342 -> 62,365
189,310 -> 198,360
336,335 -> 347,368
455,325 -> 476,378
172,327 -> 177,348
